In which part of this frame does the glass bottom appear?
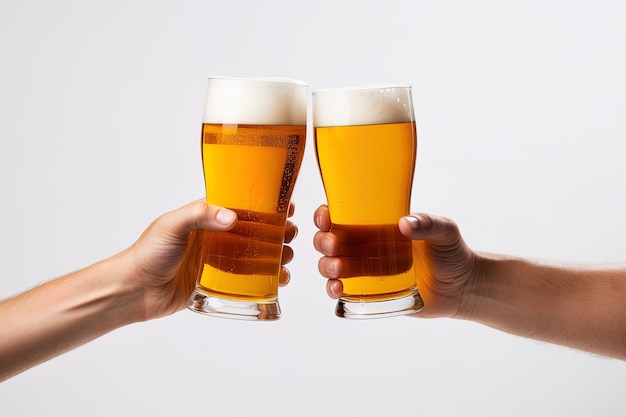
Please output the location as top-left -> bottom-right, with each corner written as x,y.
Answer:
186,290 -> 281,321
336,290 -> 424,319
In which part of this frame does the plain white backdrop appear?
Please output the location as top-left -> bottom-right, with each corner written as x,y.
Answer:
1,0 -> 626,415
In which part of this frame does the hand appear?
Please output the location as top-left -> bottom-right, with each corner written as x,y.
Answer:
313,204 -> 481,318
125,200 -> 297,321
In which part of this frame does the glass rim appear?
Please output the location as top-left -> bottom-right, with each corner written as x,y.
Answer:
207,75 -> 308,87
312,82 -> 412,95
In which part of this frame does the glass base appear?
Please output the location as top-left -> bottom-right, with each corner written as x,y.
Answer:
336,291 -> 424,319
187,290 -> 281,321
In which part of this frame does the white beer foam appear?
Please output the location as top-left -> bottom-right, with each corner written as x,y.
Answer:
312,83 -> 415,127
203,76 -> 308,125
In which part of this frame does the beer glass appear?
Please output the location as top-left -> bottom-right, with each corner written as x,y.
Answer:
312,84 -> 424,319
187,77 -> 307,320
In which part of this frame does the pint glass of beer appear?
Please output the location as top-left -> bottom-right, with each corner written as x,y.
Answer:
313,84 -> 424,319
187,77 -> 307,320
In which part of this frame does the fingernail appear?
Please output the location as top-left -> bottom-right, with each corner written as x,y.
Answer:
279,267 -> 291,286
403,215 -> 420,230
216,209 -> 236,225
315,214 -> 322,228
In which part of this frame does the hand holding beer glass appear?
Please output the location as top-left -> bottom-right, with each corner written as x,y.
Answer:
313,84 -> 424,318
187,77 -> 307,321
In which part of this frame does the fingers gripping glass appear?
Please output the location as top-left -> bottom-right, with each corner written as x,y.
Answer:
186,77 -> 307,321
313,84 -> 424,319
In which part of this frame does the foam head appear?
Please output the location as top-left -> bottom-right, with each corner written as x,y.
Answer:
312,83 -> 415,127
203,77 -> 308,126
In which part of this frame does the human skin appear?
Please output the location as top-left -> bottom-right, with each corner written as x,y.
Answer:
0,200 -> 297,382
313,204 -> 626,360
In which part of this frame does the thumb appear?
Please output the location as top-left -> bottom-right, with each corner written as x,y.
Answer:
399,213 -> 460,246
159,200 -> 238,237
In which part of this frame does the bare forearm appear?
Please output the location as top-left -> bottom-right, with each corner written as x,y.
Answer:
0,253 -> 141,381
465,254 -> 626,360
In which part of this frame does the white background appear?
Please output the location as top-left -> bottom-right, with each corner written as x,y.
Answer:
1,0 -> 626,415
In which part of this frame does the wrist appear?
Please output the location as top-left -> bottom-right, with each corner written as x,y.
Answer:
62,251 -> 146,329
457,253 -> 574,342
100,249 -> 147,325
457,253 -> 531,325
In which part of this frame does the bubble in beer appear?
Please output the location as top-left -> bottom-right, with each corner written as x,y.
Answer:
196,76 -> 308,306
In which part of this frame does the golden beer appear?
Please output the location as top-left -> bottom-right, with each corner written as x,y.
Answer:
187,77 -> 307,320
313,85 -> 424,318
198,123 -> 305,300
